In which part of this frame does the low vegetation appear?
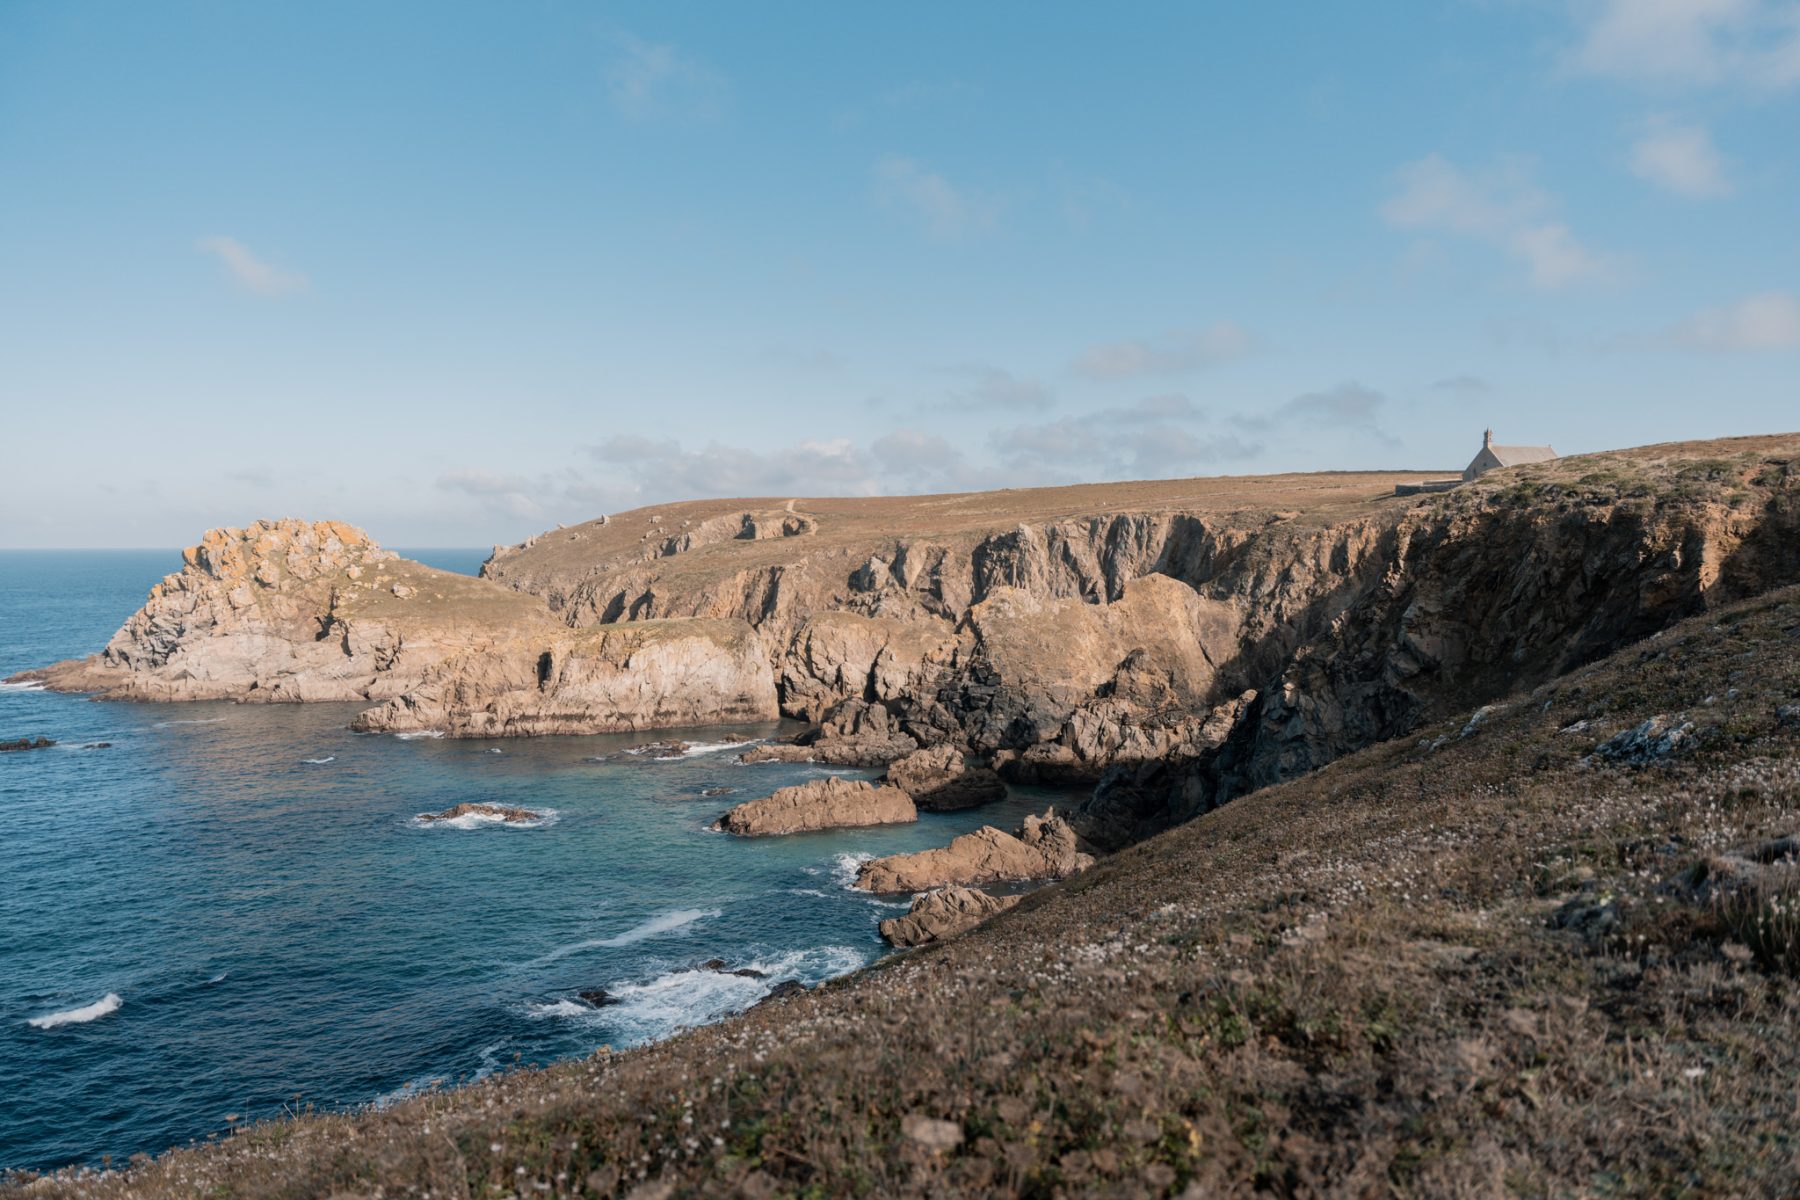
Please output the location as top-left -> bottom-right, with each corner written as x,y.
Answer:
11,577 -> 1799,1197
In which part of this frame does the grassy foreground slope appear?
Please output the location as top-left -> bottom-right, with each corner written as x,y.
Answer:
13,594 -> 1800,1195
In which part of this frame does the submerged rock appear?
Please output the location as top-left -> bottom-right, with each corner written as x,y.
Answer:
884,744 -> 1006,811
627,741 -> 690,759
0,737 -> 56,753
855,808 -> 1094,893
713,777 -> 916,836
880,885 -> 1022,947
416,802 -> 542,824
579,988 -> 619,1008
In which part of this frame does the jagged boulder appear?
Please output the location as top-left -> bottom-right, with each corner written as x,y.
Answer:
855,808 -> 1094,893
879,886 -> 1021,947
884,745 -> 1006,811
713,776 -> 917,836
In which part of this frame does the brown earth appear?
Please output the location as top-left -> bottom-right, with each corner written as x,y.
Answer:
16,575 -> 1800,1198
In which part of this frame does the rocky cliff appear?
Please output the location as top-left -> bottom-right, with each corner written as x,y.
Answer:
17,437 -> 1800,849
479,435 -> 1800,845
15,519 -> 777,734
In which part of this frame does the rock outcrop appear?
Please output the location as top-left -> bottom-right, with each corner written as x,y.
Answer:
14,520 -> 778,737
16,438 -> 1800,854
855,809 -> 1094,893
0,737 -> 56,753
712,776 -> 917,836
416,802 -> 543,824
349,619 -> 777,738
879,885 -> 1021,947
884,745 -> 1006,811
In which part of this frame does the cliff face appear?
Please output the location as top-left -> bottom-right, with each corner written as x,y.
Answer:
481,436 -> 1800,845
17,439 -> 1800,837
17,520 -> 778,734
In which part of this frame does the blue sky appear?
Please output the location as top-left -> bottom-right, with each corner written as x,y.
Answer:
2,1 -> 1797,547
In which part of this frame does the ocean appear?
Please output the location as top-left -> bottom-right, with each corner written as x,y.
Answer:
0,550 -> 1069,1173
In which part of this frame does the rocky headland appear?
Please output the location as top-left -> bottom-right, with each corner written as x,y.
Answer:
19,437 -> 1797,862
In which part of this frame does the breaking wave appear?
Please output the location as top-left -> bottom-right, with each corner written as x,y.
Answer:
531,908 -> 721,965
411,807 -> 558,831
393,730 -> 445,741
529,945 -> 867,1045
301,756 -> 335,765
27,993 -> 123,1030
0,679 -> 46,692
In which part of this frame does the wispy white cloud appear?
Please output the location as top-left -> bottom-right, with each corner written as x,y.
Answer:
1630,116 -> 1733,196
943,363 -> 1054,410
436,468 -> 548,520
1381,155 -> 1618,289
1072,323 -> 1256,379
1667,290 -> 1800,349
1567,0 -> 1800,89
872,156 -> 1001,239
197,235 -> 307,296
603,32 -> 726,119
992,395 -> 1257,480
1238,382 -> 1398,445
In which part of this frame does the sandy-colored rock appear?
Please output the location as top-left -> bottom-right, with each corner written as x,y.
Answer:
855,808 -> 1094,893
879,885 -> 1021,947
713,776 -> 917,836
351,619 -> 777,738
884,744 -> 1006,811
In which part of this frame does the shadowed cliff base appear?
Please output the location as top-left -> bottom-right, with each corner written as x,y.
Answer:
10,576 -> 1799,1197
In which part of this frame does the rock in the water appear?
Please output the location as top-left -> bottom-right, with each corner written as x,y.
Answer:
1,737 -> 56,752
855,808 -> 1093,893
627,741 -> 690,759
416,802 -> 542,824
713,777 -> 916,836
879,885 -> 1022,947
699,785 -> 737,797
81,742 -> 112,750
884,744 -> 1006,811
579,988 -> 618,1007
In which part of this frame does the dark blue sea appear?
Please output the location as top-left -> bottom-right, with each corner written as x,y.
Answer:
0,550 -> 1067,1173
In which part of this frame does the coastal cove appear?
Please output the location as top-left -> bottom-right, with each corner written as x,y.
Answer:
0,551 -> 1076,1173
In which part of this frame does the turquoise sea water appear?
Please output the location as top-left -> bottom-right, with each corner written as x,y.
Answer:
0,550 -> 1069,1173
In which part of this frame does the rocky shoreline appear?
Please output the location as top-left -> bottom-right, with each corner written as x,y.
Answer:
10,436 -> 1800,953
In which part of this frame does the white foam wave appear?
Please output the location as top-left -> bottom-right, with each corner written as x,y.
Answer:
595,908 -> 719,948
531,907 -> 721,965
28,993 -> 122,1029
525,999 -> 592,1019
413,807 -> 558,831
0,680 -> 46,692
152,717 -> 226,728
787,888 -> 831,899
394,730 -> 445,740
301,756 -> 336,765
680,740 -> 750,757
531,945 -> 868,1045
830,852 -> 874,890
